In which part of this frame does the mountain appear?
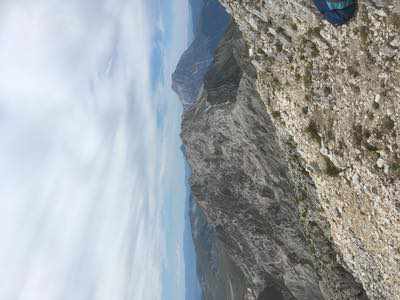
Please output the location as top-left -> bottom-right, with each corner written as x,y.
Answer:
177,0 -> 399,299
182,22 -> 362,300
172,0 -> 230,111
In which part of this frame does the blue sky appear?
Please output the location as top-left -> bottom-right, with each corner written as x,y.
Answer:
0,0 -> 199,299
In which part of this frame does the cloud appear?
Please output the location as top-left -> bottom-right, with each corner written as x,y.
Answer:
0,0 -> 193,299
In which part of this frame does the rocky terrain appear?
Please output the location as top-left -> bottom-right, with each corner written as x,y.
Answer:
175,1 -> 242,298
176,0 -> 400,299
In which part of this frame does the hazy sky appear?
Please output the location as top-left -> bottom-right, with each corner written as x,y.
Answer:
0,0 -> 197,299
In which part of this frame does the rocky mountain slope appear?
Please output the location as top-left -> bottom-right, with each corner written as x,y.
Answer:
176,1 -> 244,298
172,0 -> 230,110
216,0 -> 399,299
177,0 -> 399,299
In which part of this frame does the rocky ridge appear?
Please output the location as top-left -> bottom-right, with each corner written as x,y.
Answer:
213,0 -> 400,299
181,20 -> 369,300
177,0 -> 399,299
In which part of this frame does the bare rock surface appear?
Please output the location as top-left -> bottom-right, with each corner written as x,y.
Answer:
182,22 -> 369,300
211,1 -> 400,299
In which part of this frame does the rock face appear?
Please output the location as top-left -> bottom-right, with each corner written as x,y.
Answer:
188,193 -> 247,300
172,0 -> 230,110
215,1 -> 400,299
182,21 -> 368,300
178,1 -> 399,299
183,23 -> 325,300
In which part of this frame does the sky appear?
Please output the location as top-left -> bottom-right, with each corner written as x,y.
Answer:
0,0 -> 200,299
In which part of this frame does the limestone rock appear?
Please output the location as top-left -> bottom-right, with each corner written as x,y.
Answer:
215,1 -> 400,299
182,22 -> 367,300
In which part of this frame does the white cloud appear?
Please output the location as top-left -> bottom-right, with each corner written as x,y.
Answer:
0,0 -> 192,299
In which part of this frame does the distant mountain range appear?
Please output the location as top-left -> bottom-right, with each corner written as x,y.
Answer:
172,0 -> 230,111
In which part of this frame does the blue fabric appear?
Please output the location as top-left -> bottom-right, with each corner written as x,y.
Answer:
326,0 -> 354,10
313,0 -> 356,25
